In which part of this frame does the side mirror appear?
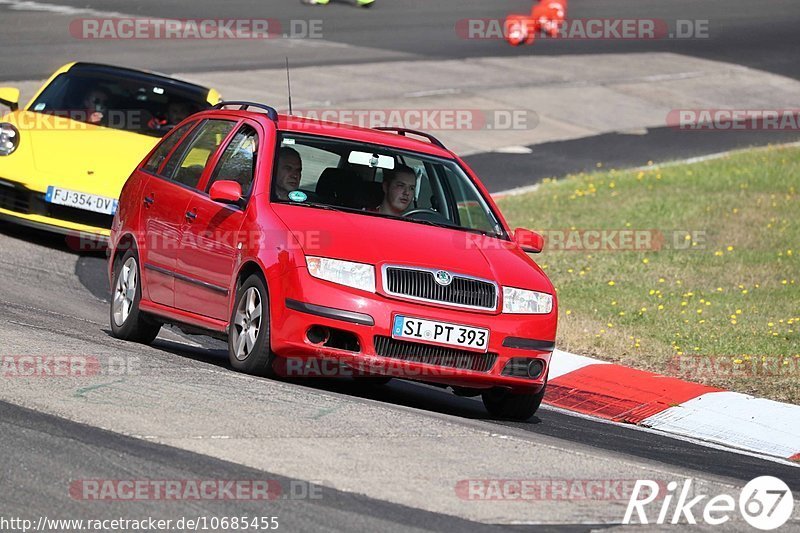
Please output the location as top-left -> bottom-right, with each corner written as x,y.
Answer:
514,228 -> 544,253
209,180 -> 242,204
0,87 -> 20,112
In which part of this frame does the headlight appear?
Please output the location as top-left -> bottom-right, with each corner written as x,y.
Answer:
502,286 -> 553,314
306,256 -> 376,293
0,122 -> 19,156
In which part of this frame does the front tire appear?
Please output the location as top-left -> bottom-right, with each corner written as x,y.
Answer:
482,384 -> 546,421
110,250 -> 161,344
228,274 -> 276,377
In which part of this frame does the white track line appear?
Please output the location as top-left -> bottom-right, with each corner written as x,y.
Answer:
540,403 -> 800,468
548,348 -> 608,380
642,392 -> 800,459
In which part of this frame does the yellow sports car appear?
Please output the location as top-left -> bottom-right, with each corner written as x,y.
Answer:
0,62 -> 221,239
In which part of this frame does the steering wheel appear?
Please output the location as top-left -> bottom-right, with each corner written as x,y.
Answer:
403,208 -> 450,223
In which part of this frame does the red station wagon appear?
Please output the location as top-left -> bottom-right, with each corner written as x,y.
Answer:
108,102 -> 557,420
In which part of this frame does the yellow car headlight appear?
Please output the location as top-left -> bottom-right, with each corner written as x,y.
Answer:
0,122 -> 19,156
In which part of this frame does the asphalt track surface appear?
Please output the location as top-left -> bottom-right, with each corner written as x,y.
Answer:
3,222 -> 800,531
0,400 -> 511,533
467,127 -> 800,193
3,0 -> 799,192
2,0 -> 799,80
2,1 -> 800,530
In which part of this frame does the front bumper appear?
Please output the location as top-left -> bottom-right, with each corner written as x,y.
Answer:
0,179 -> 112,238
268,267 -> 556,392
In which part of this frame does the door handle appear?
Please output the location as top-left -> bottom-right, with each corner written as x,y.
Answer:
185,210 -> 197,221
143,195 -> 154,207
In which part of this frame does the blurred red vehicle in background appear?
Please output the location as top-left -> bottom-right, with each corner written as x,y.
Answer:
505,0 -> 568,46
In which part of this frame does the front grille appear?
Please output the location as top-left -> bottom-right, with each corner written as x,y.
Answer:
43,202 -> 113,229
0,182 -> 33,213
374,336 -> 497,372
384,266 -> 497,310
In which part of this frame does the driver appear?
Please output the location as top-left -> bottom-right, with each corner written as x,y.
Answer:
376,164 -> 416,215
168,101 -> 192,125
274,146 -> 303,201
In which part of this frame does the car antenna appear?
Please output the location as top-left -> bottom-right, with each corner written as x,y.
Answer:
285,56 -> 293,115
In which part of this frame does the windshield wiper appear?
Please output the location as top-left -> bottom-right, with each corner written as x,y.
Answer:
403,218 -> 455,230
283,201 -> 349,213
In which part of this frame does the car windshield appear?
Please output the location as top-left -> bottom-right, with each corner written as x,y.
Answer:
28,69 -> 211,137
272,133 -> 506,238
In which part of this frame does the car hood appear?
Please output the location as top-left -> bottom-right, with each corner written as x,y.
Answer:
3,111 -> 157,197
271,203 -> 554,293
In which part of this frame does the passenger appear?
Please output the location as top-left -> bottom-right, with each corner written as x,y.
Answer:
274,146 -> 303,201
81,88 -> 110,125
376,164 -> 416,216
148,102 -> 193,130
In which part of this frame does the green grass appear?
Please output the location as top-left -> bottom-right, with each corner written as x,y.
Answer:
497,144 -> 800,404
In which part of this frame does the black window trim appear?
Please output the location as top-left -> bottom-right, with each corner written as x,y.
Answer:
150,118 -> 237,188
141,119 -> 200,177
204,122 -> 260,211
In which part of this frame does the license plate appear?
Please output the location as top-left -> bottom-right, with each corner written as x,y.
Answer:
392,315 -> 489,352
45,186 -> 118,215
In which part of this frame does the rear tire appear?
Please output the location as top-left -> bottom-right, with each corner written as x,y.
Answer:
110,250 -> 161,344
482,384 -> 546,421
228,274 -> 276,377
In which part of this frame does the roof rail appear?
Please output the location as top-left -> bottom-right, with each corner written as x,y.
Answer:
373,127 -> 447,150
212,101 -> 279,121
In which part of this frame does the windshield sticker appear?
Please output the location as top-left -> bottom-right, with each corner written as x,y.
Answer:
283,138 -> 296,145
33,103 -> 46,111
288,190 -> 307,203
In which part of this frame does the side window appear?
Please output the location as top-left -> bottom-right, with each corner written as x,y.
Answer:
441,166 -> 497,233
142,121 -> 195,175
207,125 -> 259,198
166,119 -> 236,189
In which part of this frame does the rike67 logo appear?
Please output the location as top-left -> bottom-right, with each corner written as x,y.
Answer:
624,476 -> 795,530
